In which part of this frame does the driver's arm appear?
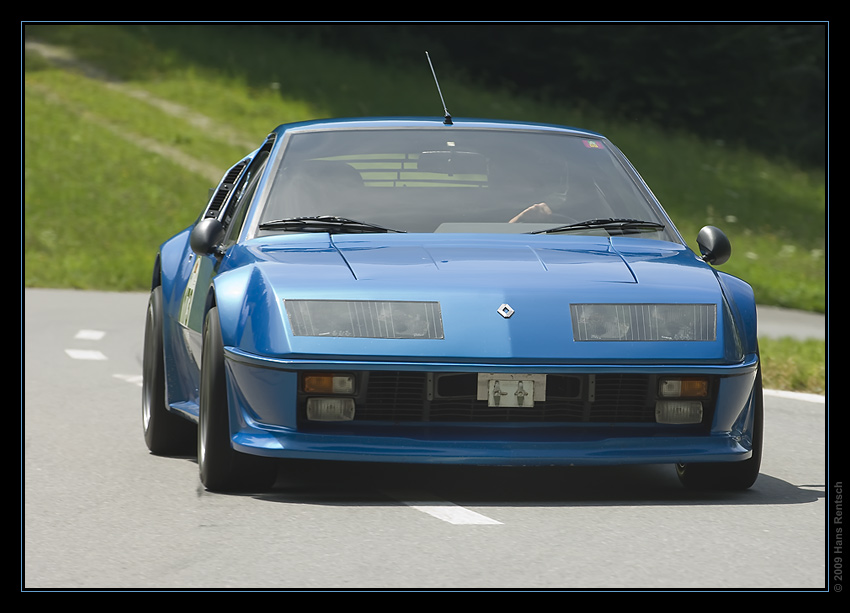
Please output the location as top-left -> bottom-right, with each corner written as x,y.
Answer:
509,202 -> 553,223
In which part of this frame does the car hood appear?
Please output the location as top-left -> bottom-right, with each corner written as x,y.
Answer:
223,233 -> 743,364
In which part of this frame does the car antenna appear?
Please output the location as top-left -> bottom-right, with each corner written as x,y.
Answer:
426,51 -> 452,125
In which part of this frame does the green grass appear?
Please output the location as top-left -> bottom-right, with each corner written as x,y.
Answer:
24,88 -> 207,290
22,24 -> 826,394
759,338 -> 826,395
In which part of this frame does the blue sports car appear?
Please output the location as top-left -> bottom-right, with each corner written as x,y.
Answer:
142,116 -> 762,493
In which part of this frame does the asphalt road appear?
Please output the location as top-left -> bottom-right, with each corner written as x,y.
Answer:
23,289 -> 828,590
756,304 -> 825,341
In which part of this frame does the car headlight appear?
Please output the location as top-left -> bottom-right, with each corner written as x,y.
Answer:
655,400 -> 703,424
570,304 -> 716,341
284,299 -> 444,339
306,398 -> 356,421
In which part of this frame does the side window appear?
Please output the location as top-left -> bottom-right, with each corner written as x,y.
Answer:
222,150 -> 270,247
204,160 -> 248,220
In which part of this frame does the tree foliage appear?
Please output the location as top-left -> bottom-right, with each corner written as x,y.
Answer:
288,23 -> 826,168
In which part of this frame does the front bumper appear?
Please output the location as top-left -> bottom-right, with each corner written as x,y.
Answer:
223,349 -> 760,466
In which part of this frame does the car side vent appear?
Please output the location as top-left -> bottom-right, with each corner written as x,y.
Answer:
205,161 -> 248,218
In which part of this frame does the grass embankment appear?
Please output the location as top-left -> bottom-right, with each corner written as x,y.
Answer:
23,24 -> 826,394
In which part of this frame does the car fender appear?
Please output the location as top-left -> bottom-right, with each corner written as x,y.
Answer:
716,270 -> 758,356
157,226 -> 193,310
211,263 -> 290,356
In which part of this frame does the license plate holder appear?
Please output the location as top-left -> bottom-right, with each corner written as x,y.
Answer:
476,374 -> 546,408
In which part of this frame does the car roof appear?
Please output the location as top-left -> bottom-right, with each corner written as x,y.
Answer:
269,116 -> 605,139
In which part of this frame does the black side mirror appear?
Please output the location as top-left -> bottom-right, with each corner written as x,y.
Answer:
190,218 -> 225,256
696,225 -> 732,266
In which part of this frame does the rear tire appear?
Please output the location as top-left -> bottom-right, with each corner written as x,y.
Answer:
142,286 -> 195,455
676,366 -> 764,490
198,306 -> 277,492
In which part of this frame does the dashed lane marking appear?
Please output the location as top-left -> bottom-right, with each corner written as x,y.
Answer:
114,374 -> 143,386
65,349 -> 108,360
66,328 -> 108,360
74,329 -> 106,340
387,492 -> 503,525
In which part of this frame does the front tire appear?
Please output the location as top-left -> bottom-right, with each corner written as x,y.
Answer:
676,366 -> 764,490
142,286 -> 195,455
198,306 -> 277,492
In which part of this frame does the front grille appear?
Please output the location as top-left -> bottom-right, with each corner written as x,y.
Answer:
358,371 -> 428,420
347,372 -> 659,423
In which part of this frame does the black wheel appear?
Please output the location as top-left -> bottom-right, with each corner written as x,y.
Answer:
198,306 -> 278,492
676,366 -> 764,490
142,286 -> 195,455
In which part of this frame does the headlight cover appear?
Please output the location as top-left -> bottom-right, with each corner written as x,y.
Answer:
570,304 -> 716,341
285,299 -> 444,339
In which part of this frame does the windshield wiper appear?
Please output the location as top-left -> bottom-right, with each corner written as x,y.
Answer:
529,217 -> 665,235
258,215 -> 406,234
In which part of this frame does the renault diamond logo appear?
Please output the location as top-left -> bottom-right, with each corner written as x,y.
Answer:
497,303 -> 515,319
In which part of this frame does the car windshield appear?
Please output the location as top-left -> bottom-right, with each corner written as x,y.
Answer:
255,128 -> 675,238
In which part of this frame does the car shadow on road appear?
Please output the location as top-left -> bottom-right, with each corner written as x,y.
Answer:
252,460 -> 822,507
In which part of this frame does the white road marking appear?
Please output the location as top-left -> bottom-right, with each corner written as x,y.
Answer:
389,492 -> 502,525
75,329 -> 106,340
66,329 -> 108,360
764,388 -> 825,404
64,349 -> 108,360
114,374 -> 143,386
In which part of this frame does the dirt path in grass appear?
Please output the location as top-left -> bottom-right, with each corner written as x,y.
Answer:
25,40 -> 252,184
